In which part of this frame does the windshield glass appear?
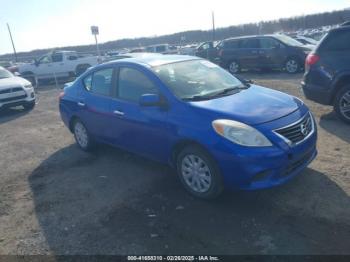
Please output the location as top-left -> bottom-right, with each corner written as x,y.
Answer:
0,68 -> 13,79
153,60 -> 244,100
274,34 -> 304,47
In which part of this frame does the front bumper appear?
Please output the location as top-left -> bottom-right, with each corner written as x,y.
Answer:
209,111 -> 318,190
0,87 -> 35,109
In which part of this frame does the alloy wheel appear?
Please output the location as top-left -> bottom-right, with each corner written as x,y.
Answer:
229,61 -> 239,74
339,90 -> 350,120
285,59 -> 299,73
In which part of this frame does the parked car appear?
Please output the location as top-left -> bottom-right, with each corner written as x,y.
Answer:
0,66 -> 35,110
216,34 -> 312,74
17,50 -> 100,86
195,41 -> 219,62
59,55 -> 317,199
293,36 -> 318,46
302,22 -> 350,124
146,44 -> 178,54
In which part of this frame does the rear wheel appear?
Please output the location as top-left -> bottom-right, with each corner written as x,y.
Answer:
334,85 -> 350,124
75,64 -> 91,77
285,58 -> 300,74
176,145 -> 224,199
73,119 -> 94,151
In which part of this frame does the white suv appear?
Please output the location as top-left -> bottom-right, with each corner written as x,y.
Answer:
0,66 -> 36,110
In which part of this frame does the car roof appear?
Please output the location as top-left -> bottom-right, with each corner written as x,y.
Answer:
224,34 -> 280,42
103,54 -> 200,67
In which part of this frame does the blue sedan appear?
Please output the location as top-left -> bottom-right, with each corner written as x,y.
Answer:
59,55 -> 317,199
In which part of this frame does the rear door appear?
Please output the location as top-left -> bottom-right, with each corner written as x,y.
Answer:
77,67 -> 115,142
108,66 -> 169,161
238,38 -> 260,69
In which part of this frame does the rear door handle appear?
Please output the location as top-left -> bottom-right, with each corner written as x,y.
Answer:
113,110 -> 124,116
77,102 -> 85,107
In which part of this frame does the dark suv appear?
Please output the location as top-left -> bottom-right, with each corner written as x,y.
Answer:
216,34 -> 311,74
302,23 -> 350,124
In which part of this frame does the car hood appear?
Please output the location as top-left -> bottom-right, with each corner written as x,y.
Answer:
188,85 -> 303,125
0,76 -> 30,89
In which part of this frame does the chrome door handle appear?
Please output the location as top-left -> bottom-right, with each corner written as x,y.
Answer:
77,102 -> 85,107
113,110 -> 124,116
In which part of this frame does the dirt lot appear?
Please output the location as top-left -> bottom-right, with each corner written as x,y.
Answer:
0,72 -> 349,255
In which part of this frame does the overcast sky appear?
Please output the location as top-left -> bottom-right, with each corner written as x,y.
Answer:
0,0 -> 349,55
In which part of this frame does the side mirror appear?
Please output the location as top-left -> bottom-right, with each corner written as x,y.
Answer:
34,59 -> 39,66
139,94 -> 162,107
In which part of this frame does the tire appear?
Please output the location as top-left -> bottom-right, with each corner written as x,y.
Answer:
23,101 -> 35,110
228,60 -> 240,74
176,145 -> 224,199
334,85 -> 350,124
73,119 -> 94,151
284,58 -> 300,74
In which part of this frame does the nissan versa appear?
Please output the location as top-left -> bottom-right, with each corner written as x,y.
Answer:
59,55 -> 317,199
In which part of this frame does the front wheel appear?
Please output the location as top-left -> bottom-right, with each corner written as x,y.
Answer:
285,58 -> 300,74
334,85 -> 350,124
73,119 -> 94,151
176,145 -> 224,199
228,60 -> 240,74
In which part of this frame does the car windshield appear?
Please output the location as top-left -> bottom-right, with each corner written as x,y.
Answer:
0,68 -> 13,79
153,60 -> 245,100
274,34 -> 305,47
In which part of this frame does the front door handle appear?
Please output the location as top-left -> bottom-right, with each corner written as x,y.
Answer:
77,102 -> 85,107
113,110 -> 124,116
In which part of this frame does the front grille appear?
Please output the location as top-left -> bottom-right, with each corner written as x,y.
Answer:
0,95 -> 27,103
274,112 -> 314,145
0,87 -> 23,94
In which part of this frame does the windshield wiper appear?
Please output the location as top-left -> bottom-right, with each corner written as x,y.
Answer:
182,87 -> 243,101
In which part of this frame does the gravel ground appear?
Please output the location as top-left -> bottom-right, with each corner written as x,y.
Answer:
0,72 -> 349,255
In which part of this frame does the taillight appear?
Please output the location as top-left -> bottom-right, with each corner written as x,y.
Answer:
59,91 -> 65,100
305,53 -> 320,71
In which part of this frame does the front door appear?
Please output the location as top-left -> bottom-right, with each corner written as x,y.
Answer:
109,66 -> 169,162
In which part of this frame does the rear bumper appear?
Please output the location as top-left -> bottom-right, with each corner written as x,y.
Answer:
301,82 -> 332,105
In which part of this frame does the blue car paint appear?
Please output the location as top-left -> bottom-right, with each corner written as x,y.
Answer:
59,55 -> 317,190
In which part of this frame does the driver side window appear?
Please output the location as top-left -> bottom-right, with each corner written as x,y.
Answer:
39,55 -> 51,64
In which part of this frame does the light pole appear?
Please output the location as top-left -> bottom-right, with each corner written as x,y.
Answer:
212,11 -> 216,41
7,23 -> 18,62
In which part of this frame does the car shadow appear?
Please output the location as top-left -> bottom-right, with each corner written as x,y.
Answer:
319,111 -> 350,143
28,144 -> 350,255
0,107 -> 31,125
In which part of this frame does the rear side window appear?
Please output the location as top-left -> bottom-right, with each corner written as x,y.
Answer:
118,67 -> 158,102
320,30 -> 350,51
83,68 -> 113,96
240,38 -> 259,48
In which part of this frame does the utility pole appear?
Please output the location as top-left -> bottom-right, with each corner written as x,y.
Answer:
212,11 -> 216,41
7,23 -> 18,62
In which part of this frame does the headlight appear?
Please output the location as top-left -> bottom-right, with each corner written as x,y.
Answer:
212,119 -> 273,147
24,84 -> 33,89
